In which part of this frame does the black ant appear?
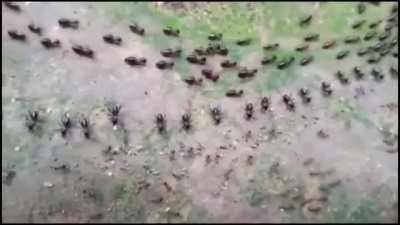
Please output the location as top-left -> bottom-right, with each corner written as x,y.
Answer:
162,181 -> 172,192
352,19 -> 366,29
186,54 -> 206,65
216,45 -> 229,56
304,33 -> 319,42
380,48 -> 390,57
263,43 -> 279,51
181,113 -> 192,131
353,66 -> 365,79
79,117 -> 90,139
58,18 -> 79,29
295,43 -> 309,52
4,2 -> 21,12
357,47 -> 370,56
156,60 -> 174,70
277,57 -> 295,69
378,31 -> 391,41
245,103 -> 254,120
161,48 -> 181,58
371,42 -> 385,52
298,88 -> 311,103
236,38 -> 251,46
25,110 -> 39,131
8,30 -> 26,41
299,56 -> 313,66
344,35 -> 360,44
384,23 -> 395,32
103,34 -> 122,46
336,50 -> 350,60
322,40 -> 336,49
389,66 -> 398,78
261,96 -> 270,112
371,68 -> 384,81
226,89 -> 243,97
321,82 -> 333,96
336,71 -> 349,84
282,94 -> 296,111
28,24 -> 42,35
163,26 -> 179,37
124,56 -> 146,66
299,14 -> 312,26
247,155 -> 254,166
210,106 -> 222,125
238,68 -> 257,79
72,45 -> 94,58
107,104 -> 121,126
208,33 -> 222,41
215,153 -> 222,165
391,4 -> 398,13
221,60 -> 237,68
364,31 -> 377,41
367,55 -> 381,64
369,20 -> 382,29
387,14 -> 397,23
389,37 -> 397,48
60,113 -> 71,138
261,55 -> 277,65
129,23 -> 145,36
183,76 -> 203,86
194,47 -> 207,56
41,38 -> 61,49
155,113 -> 166,133
206,42 -> 227,56
202,69 -> 219,82
357,3 -> 366,14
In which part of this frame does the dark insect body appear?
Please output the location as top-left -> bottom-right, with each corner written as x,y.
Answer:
155,114 -> 166,133
8,30 -> 26,41
245,103 -> 254,120
72,45 -> 94,58
202,69 -> 219,82
161,48 -> 181,58
221,60 -> 237,68
261,97 -> 270,112
226,89 -> 243,97
103,34 -> 122,45
277,57 -> 295,69
321,82 -> 333,96
41,38 -> 61,49
186,54 -> 206,65
181,113 -> 192,131
156,60 -> 174,70
282,94 -> 295,111
129,23 -> 145,36
58,18 -> 79,29
163,26 -> 180,37
125,56 -> 146,66
238,68 -> 257,79
261,55 -> 277,65
28,24 -> 42,35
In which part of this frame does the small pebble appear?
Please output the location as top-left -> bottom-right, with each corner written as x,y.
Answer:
14,146 -> 21,152
43,181 -> 54,188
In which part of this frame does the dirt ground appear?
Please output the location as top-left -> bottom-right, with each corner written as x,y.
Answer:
2,2 -> 398,223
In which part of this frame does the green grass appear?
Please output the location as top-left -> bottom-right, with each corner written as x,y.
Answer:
330,98 -> 375,128
112,177 -> 145,222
